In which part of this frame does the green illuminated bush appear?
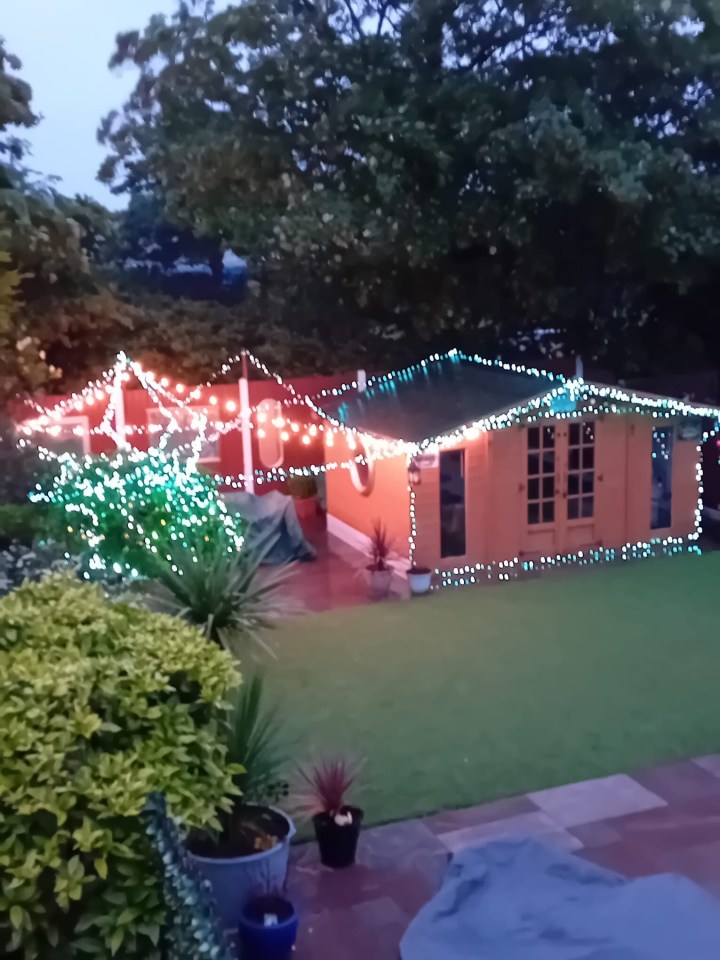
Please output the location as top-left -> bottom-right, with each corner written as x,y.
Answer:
33,448 -> 244,578
0,575 -> 240,959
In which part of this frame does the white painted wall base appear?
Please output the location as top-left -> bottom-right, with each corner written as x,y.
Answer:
326,513 -> 408,578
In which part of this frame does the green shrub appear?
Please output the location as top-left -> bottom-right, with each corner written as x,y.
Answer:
0,575 -> 240,959
32,448 -> 244,578
0,503 -> 50,548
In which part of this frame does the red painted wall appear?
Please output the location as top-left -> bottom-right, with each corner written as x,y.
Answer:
18,373 -> 350,493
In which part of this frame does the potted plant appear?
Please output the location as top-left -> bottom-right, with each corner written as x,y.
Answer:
366,520 -> 394,599
407,564 -> 432,596
294,756 -> 364,869
286,474 -> 318,521
186,676 -> 296,931
238,880 -> 299,960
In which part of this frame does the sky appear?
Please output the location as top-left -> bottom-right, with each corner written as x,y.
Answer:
2,1 -> 193,209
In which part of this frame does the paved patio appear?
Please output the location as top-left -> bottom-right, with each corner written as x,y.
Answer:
287,516 -> 407,613
287,755 -> 720,959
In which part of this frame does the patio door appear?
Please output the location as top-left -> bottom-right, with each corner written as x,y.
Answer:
523,420 -> 597,557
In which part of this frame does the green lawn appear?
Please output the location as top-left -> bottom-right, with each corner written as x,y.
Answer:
267,553 -> 720,825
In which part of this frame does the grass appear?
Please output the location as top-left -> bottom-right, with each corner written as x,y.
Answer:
267,552 -> 720,826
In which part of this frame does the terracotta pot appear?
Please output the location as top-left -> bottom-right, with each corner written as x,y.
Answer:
293,496 -> 318,521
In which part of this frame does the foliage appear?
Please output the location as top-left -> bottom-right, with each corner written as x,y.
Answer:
0,575 -> 239,959
286,474 -> 317,500
0,539 -> 75,596
368,520 -> 393,572
142,533 -> 297,657
100,0 -> 720,374
293,756 -> 363,818
144,794 -> 236,960
32,447 -> 244,578
0,501 -> 49,547
226,675 -> 287,804
113,189 -> 226,284
0,414 -> 46,503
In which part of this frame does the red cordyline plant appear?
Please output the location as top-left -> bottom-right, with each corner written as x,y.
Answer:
293,756 -> 364,819
368,520 -> 393,571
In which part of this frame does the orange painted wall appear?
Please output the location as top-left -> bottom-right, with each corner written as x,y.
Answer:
327,415 -> 701,570
325,433 -> 411,556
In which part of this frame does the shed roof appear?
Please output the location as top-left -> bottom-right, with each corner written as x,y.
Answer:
317,353 -> 720,446
322,355 -> 558,442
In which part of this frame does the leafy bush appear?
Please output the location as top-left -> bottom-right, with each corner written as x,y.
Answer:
0,539 -> 76,596
32,447 -> 244,578
0,575 -> 240,959
0,502 -> 50,548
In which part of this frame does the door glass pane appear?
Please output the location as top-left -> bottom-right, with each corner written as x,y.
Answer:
527,425 -> 555,525
567,420 -> 595,520
651,428 -> 673,529
440,449 -> 466,557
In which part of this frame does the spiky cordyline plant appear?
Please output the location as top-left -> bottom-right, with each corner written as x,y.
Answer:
293,756 -> 364,819
367,520 -> 393,571
142,531 -> 299,659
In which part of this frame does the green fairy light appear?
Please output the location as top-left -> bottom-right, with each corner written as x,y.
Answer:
32,447 -> 244,578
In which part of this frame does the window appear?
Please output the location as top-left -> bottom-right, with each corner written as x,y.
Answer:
651,428 -> 673,529
349,437 -> 374,495
147,407 -> 220,462
257,398 -> 284,468
440,449 -> 466,557
567,420 -> 595,520
40,416 -> 90,458
527,425 -> 555,524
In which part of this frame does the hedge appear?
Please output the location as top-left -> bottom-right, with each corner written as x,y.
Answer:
0,575 -> 240,959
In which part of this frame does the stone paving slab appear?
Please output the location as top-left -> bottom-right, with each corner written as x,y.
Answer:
437,809 -> 582,854
528,772 -> 667,827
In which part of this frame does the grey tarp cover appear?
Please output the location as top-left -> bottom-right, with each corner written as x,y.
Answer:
225,491 -> 315,564
400,838 -> 720,960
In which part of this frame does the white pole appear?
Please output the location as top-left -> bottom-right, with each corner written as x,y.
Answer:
239,351 -> 255,493
112,363 -> 128,450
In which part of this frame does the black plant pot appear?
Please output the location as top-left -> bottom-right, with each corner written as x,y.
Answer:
312,806 -> 364,869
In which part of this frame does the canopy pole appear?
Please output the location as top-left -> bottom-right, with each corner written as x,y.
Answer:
239,350 -> 255,493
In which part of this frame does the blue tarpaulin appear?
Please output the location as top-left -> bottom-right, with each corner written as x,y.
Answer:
401,838 -> 720,960
225,491 -> 315,564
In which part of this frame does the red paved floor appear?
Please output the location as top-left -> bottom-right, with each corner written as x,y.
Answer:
288,515 -> 407,613
287,757 -> 720,959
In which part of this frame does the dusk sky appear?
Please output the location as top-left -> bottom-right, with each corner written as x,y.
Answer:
3,1 -> 220,209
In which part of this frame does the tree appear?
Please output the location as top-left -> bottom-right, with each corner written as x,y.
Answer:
100,0 -> 720,374
113,189 -> 227,287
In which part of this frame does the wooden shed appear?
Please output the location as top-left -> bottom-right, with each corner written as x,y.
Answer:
322,353 -> 716,586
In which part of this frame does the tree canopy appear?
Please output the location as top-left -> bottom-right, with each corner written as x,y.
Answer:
100,0 -> 720,373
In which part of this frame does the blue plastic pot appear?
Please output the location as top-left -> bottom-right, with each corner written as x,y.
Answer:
238,895 -> 298,960
187,807 -> 296,932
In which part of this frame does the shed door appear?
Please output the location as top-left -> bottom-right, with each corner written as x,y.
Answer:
523,420 -> 597,557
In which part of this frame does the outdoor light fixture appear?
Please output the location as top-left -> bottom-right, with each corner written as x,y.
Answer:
408,459 -> 422,486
